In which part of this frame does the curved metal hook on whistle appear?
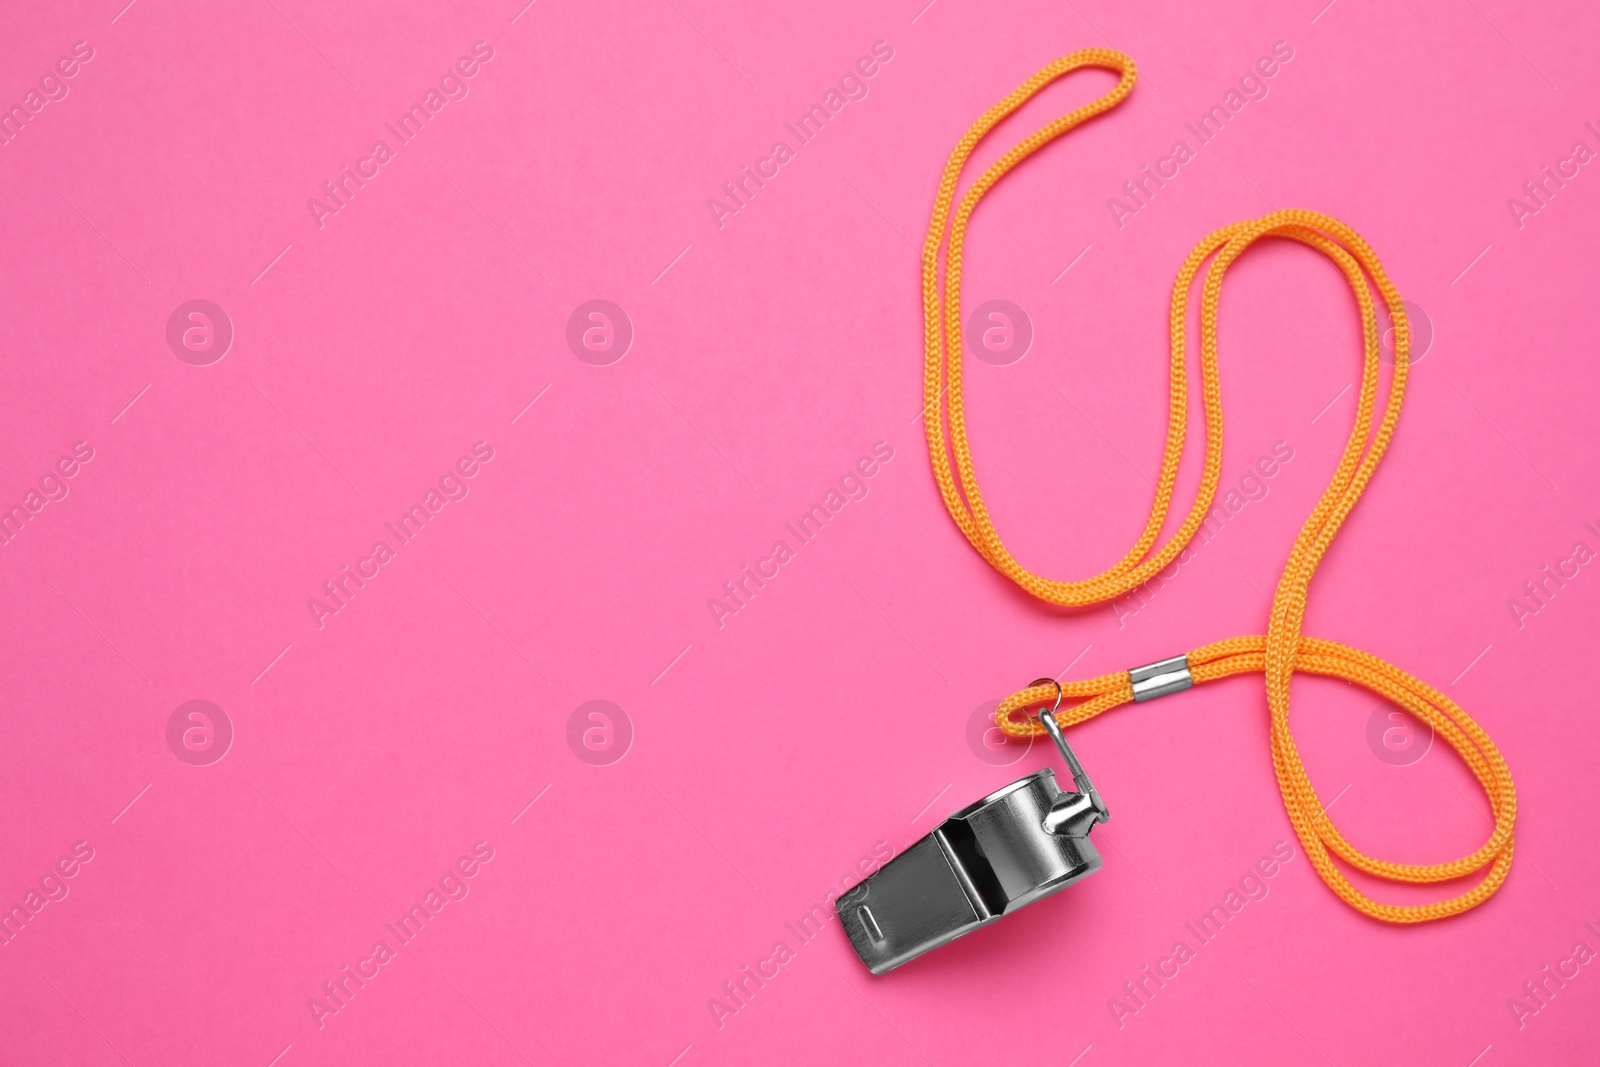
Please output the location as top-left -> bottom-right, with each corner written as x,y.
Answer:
1027,677 -> 1110,826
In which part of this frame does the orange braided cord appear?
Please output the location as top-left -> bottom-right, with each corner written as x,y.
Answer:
928,52 -> 1516,922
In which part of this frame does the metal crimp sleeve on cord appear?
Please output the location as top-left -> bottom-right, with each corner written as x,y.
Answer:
1128,655 -> 1192,702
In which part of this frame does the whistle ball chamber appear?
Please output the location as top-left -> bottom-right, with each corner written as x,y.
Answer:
837,703 -> 1107,974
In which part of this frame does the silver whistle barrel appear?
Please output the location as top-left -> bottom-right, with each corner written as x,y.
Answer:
836,769 -> 1102,974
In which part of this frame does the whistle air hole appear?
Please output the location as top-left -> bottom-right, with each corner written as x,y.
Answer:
858,905 -> 886,946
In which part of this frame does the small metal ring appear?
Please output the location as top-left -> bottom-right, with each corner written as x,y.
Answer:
1027,676 -> 1063,715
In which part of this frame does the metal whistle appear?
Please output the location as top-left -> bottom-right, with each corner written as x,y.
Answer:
836,695 -> 1110,975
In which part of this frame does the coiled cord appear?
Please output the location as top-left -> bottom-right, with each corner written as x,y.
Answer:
923,49 -> 1516,922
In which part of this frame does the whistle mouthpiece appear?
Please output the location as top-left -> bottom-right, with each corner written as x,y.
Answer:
836,769 -> 1103,975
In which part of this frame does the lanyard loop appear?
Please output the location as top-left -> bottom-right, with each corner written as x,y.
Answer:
924,50 -> 1516,922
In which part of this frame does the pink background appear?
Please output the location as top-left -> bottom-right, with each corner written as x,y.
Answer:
2,0 -> 1598,1063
